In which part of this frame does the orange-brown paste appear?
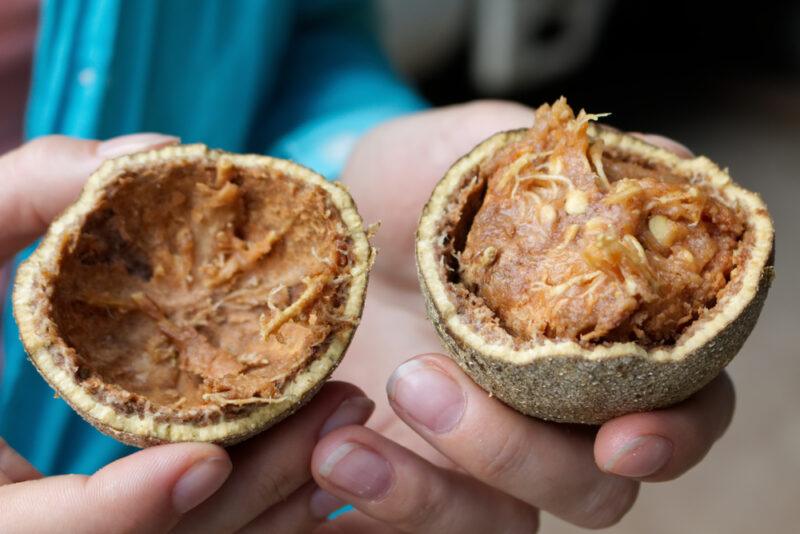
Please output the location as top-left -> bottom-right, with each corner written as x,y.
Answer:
459,99 -> 745,346
52,159 -> 352,408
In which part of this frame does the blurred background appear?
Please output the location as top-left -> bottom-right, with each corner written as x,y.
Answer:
377,0 -> 799,532
1,0 -> 797,532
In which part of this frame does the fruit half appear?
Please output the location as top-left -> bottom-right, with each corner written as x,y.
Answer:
14,144 -> 373,446
416,99 -> 774,424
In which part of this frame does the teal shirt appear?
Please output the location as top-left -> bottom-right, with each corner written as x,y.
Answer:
1,0 -> 424,476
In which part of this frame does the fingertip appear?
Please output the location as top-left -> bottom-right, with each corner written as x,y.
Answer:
387,354 -> 468,437
95,133 -> 180,160
311,425 -> 370,481
595,373 -> 736,481
597,433 -> 674,479
389,352 -> 457,379
171,454 -> 232,514
311,426 -> 395,503
42,442 -> 235,532
386,352 -> 452,396
95,442 -> 231,488
309,486 -> 348,520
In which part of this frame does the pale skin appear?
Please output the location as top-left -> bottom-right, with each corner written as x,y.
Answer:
0,102 -> 735,532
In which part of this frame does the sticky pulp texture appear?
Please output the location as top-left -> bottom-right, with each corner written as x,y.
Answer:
460,99 -> 745,347
52,158 -> 352,410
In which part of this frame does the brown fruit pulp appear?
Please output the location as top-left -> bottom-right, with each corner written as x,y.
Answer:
52,158 -> 353,409
459,99 -> 745,346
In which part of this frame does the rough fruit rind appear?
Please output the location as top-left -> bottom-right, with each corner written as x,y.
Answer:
14,144 -> 373,446
416,125 -> 774,424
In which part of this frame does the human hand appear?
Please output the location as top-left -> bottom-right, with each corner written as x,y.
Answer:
0,135 -> 377,533
317,102 -> 736,531
0,133 -> 180,265
0,380 -> 374,533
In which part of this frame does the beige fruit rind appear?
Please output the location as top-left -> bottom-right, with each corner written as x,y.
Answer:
13,145 -> 373,446
416,126 -> 774,423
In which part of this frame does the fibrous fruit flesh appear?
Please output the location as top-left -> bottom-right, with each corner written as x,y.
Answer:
460,98 -> 745,346
14,145 -> 373,445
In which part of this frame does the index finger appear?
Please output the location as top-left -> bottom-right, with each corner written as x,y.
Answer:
387,354 -> 639,529
174,381 -> 375,534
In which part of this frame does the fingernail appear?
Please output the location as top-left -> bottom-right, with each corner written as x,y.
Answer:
96,133 -> 179,159
319,396 -> 375,438
605,435 -> 673,478
387,358 -> 465,434
318,442 -> 393,500
309,486 -> 347,519
172,456 -> 232,514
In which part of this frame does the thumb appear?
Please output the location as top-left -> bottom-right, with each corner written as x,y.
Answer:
0,133 -> 178,264
0,443 -> 231,534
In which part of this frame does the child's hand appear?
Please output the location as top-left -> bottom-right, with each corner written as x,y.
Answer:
314,102 -> 736,532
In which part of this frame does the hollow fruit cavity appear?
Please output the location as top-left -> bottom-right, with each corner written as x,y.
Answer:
52,158 -> 354,409
458,98 -> 746,346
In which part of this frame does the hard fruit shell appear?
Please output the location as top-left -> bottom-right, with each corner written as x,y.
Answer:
416,125 -> 774,424
13,144 -> 373,446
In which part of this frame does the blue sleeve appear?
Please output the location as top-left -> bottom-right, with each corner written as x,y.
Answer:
253,6 -> 427,179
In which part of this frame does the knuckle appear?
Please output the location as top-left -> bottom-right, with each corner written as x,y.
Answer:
380,471 -> 450,532
254,464 -> 294,505
18,136 -> 57,166
578,478 -> 639,529
478,430 -> 528,482
397,478 -> 449,531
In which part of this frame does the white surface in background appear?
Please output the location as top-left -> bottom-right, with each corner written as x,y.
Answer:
377,0 -> 612,93
377,0 -> 468,79
473,0 -> 612,93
